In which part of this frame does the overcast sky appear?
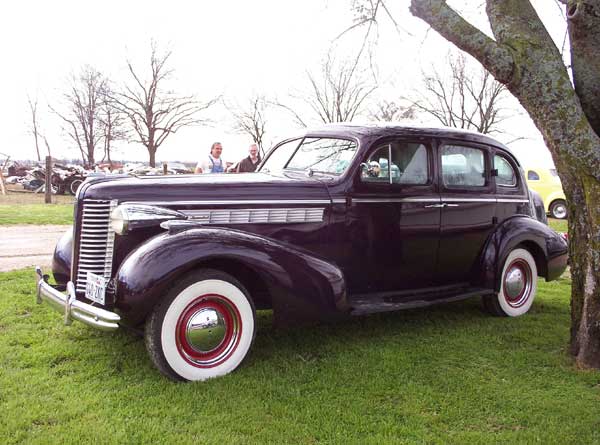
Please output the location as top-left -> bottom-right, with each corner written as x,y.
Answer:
1,0 -> 568,168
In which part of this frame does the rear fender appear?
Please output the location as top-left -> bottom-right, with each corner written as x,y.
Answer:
114,228 -> 347,326
476,216 -> 568,291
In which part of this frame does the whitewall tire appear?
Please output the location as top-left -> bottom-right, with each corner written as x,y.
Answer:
484,248 -> 538,317
145,269 -> 256,381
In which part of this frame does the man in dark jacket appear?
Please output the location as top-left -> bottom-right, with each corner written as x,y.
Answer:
236,144 -> 261,173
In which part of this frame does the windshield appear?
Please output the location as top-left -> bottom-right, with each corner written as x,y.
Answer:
284,137 -> 358,175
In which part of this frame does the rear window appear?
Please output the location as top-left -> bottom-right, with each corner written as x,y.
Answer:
527,170 -> 540,180
494,155 -> 517,187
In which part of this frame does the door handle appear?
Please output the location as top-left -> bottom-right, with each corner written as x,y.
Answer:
423,203 -> 461,208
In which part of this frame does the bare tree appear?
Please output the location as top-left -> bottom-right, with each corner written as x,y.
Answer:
227,94 -> 268,156
98,89 -> 127,169
111,43 -> 217,167
27,95 -> 43,161
276,54 -> 378,126
51,66 -> 107,167
408,53 -> 508,134
369,99 -> 416,122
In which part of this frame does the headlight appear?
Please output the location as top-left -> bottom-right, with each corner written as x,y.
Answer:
110,204 -> 186,235
110,206 -> 129,235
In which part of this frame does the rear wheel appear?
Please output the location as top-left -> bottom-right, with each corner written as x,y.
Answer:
549,199 -> 567,219
145,269 -> 256,381
483,248 -> 538,317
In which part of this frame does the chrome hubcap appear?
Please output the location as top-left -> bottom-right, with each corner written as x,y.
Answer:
186,308 -> 227,353
176,294 -> 242,368
553,205 -> 567,219
505,267 -> 525,300
503,260 -> 532,308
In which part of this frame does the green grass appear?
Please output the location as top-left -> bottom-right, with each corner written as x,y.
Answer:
0,204 -> 73,225
548,218 -> 568,233
1,269 -> 598,444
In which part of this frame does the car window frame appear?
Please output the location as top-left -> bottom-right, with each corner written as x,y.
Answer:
438,140 -> 492,193
358,138 -> 434,188
493,153 -> 518,189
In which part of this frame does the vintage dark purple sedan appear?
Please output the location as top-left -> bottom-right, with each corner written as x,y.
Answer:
36,124 -> 568,381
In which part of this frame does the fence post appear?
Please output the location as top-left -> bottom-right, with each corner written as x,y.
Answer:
163,162 -> 168,175
45,156 -> 52,204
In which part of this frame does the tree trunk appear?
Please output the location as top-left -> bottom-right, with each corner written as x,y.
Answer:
410,0 -> 600,369
149,147 -> 156,168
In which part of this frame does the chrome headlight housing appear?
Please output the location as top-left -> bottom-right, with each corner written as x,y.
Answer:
110,204 -> 186,235
110,206 -> 129,235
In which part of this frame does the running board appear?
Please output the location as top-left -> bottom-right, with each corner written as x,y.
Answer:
349,287 -> 492,316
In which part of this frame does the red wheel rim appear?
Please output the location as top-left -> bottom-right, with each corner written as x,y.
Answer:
175,294 -> 242,368
503,259 -> 533,308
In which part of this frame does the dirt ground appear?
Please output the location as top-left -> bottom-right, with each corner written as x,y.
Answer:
0,225 -> 71,272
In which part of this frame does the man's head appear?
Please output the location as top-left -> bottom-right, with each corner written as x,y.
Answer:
249,143 -> 259,159
210,142 -> 223,158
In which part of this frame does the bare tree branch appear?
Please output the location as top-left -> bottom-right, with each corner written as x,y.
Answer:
226,94 -> 269,157
406,52 -> 508,135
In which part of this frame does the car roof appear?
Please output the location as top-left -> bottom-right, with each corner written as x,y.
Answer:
300,122 -> 516,160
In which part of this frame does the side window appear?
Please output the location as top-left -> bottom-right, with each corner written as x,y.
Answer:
494,155 -> 517,187
391,142 -> 429,185
361,145 -> 391,183
441,145 -> 486,187
527,170 -> 540,180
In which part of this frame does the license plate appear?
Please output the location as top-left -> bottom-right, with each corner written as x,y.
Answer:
85,272 -> 107,305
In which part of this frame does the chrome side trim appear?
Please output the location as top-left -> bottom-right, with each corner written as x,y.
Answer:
497,199 -> 529,203
180,207 -> 325,224
122,199 -> 332,206
442,197 -> 497,203
352,197 -> 441,203
35,267 -> 120,331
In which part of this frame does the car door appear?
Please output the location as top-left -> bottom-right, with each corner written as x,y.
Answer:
436,141 -> 496,286
345,138 -> 440,294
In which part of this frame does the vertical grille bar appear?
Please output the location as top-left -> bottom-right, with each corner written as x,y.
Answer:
75,199 -> 117,294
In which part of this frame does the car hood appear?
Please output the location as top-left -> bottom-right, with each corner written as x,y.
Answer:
80,171 -> 333,204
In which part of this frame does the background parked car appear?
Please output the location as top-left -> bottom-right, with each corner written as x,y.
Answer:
524,166 -> 567,219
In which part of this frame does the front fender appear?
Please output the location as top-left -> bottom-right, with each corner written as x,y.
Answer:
477,216 -> 568,291
52,228 -> 73,286
114,228 -> 347,326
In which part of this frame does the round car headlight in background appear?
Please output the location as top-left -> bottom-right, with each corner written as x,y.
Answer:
110,206 -> 129,235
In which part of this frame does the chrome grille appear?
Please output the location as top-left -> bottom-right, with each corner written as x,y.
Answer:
75,200 -> 117,293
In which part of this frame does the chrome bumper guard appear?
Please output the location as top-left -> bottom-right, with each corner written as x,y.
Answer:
35,267 -> 120,331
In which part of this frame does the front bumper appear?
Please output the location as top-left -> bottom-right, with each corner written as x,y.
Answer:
35,267 -> 120,331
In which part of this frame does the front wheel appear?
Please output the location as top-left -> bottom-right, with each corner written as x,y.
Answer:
549,199 -> 567,219
145,269 -> 256,381
483,248 -> 538,317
